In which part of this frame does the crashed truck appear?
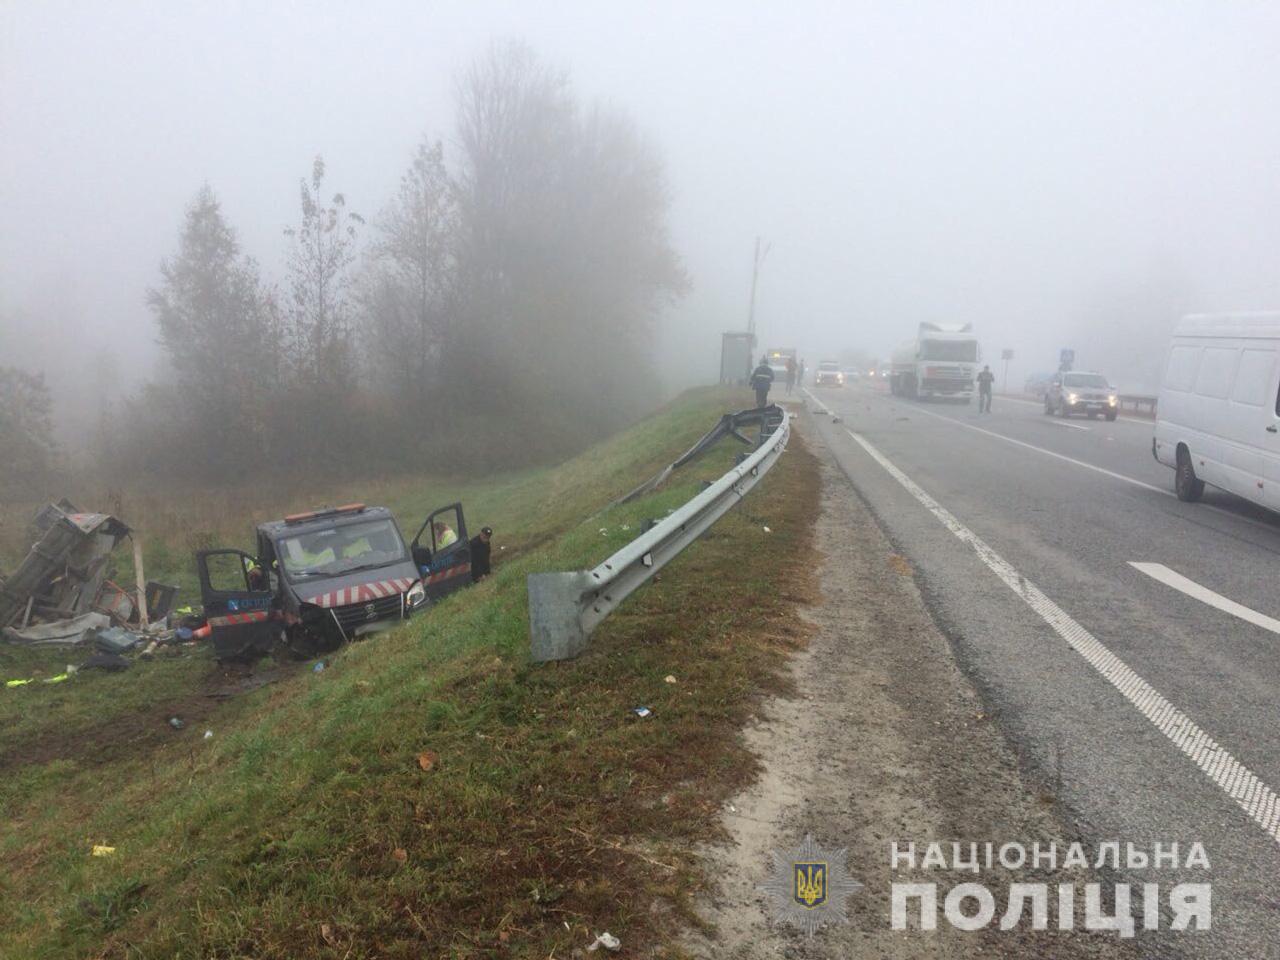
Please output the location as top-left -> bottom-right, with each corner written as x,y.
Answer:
0,502 -> 139,643
197,501 -> 472,661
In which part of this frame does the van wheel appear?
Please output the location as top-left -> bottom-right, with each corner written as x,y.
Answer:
1175,450 -> 1205,502
1105,411 -> 1117,422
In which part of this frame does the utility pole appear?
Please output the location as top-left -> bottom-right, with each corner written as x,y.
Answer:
746,236 -> 771,343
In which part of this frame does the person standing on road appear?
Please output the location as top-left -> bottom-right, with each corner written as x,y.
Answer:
798,359 -> 806,385
977,364 -> 995,413
785,356 -> 796,395
751,355 -> 775,408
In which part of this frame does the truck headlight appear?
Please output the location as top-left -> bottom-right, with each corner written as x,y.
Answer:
406,581 -> 426,610
1108,395 -> 1117,406
1067,393 -> 1078,404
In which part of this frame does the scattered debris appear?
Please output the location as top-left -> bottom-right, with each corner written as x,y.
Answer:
664,675 -> 678,684
312,661 -> 326,673
831,416 -> 842,424
94,626 -> 141,655
3,612 -> 109,646
90,845 -> 116,857
392,847 -> 408,863
586,931 -> 621,952
417,750 -> 438,771
632,706 -> 653,719
320,922 -> 339,947
1,502 -> 191,672
762,525 -> 772,533
5,678 -> 33,688
168,717 -> 185,730
203,729 -> 213,740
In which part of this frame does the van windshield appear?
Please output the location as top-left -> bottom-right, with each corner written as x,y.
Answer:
279,519 -> 407,580
920,340 -> 978,362
1064,374 -> 1110,388
819,361 -> 840,371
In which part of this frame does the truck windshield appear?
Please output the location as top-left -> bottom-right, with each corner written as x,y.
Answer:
278,519 -> 407,580
819,362 -> 840,371
920,340 -> 978,362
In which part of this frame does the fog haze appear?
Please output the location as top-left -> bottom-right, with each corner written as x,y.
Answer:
4,0 -> 1280,434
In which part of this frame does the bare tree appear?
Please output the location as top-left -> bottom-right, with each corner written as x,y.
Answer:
284,156 -> 364,460
361,138 -> 457,411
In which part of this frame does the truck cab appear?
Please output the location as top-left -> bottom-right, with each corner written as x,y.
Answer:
196,502 -> 471,661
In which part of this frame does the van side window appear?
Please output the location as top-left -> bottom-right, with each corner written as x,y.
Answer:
1164,345 -> 1200,392
1232,349 -> 1275,407
1194,347 -> 1236,400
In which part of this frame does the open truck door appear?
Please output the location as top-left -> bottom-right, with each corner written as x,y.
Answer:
410,503 -> 471,602
196,549 -> 276,660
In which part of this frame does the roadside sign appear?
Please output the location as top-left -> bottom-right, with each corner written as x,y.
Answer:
1001,348 -> 1014,361
1060,348 -> 1075,369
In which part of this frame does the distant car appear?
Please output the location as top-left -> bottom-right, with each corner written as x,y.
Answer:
815,360 -> 844,387
1044,371 -> 1118,420
1025,372 -> 1054,399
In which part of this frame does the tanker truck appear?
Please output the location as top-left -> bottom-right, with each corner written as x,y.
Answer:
889,322 -> 981,402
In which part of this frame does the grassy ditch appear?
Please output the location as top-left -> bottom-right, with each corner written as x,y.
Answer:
0,387 -> 820,958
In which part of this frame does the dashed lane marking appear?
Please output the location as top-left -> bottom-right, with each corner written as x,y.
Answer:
1129,562 -> 1280,636
839,423 -> 1280,847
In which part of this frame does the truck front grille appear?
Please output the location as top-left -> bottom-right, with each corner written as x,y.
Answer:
332,594 -> 403,634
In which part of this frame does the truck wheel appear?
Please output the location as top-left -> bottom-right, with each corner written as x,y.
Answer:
1105,410 -> 1117,422
1057,400 -> 1068,418
1175,449 -> 1205,502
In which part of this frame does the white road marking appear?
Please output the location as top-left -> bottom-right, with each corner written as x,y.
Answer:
902,402 -> 1169,495
899,401 -> 1280,531
1049,419 -> 1090,431
840,424 -> 1280,847
1129,562 -> 1280,636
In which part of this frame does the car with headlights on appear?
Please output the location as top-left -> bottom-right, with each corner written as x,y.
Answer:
815,360 -> 845,387
1044,371 -> 1118,420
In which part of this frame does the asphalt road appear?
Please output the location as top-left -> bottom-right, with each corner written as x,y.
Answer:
802,381 -> 1280,958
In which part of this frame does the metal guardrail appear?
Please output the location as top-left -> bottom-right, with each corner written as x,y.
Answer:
527,410 -> 791,663
1116,394 -> 1158,415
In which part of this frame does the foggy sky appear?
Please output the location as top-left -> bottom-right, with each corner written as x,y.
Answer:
4,0 -> 1280,431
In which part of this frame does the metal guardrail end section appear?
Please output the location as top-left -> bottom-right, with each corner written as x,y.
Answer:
527,571 -> 594,663
528,411 -> 790,663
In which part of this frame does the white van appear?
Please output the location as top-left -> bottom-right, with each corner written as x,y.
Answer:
1154,312 -> 1280,507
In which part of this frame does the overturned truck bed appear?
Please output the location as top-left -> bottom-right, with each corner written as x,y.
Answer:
0,502 -> 131,631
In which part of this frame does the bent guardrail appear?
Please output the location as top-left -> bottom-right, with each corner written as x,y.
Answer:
528,410 -> 790,662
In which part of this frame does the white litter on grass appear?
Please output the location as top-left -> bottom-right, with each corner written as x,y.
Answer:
762,525 -> 772,533
664,675 -> 677,684
587,931 -> 621,952
203,730 -> 213,740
